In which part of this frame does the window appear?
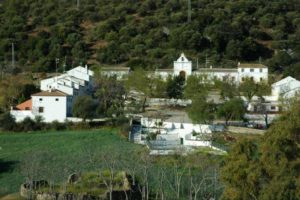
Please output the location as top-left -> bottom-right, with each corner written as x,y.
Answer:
38,107 -> 44,113
39,98 -> 43,101
260,69 -> 263,73
250,77 -> 254,81
271,106 -> 276,110
241,68 -> 244,72
250,68 -> 254,72
55,98 -> 59,101
260,78 -> 263,82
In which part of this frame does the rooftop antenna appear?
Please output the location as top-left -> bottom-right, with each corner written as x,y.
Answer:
187,0 -> 191,23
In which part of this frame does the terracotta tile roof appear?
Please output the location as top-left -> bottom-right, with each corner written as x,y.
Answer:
16,99 -> 32,110
32,90 -> 68,97
238,63 -> 267,68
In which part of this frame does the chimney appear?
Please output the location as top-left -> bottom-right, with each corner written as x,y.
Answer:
210,65 -> 213,69
238,62 -> 241,66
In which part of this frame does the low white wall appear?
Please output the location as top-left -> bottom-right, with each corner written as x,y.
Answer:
10,110 -> 35,122
141,118 -> 214,134
244,113 -> 279,124
146,98 -> 192,107
184,140 -> 211,147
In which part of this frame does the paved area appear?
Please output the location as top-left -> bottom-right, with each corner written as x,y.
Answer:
228,126 -> 266,135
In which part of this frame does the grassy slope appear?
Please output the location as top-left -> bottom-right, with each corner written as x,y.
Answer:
0,129 -> 143,196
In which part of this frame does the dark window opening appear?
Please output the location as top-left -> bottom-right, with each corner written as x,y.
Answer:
38,107 -> 44,113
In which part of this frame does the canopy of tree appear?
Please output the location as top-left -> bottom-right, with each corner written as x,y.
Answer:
221,98 -> 300,200
0,0 -> 300,78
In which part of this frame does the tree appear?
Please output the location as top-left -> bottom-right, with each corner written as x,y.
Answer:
184,75 -> 209,99
72,95 -> 97,121
166,75 -> 185,99
216,79 -> 238,100
126,69 -> 155,112
238,78 -> 271,101
217,98 -> 245,125
0,112 -> 16,131
187,94 -> 215,125
221,99 -> 300,200
94,75 -> 126,117
221,139 -> 261,200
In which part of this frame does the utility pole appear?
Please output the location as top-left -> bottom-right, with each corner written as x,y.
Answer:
11,42 -> 15,70
55,58 -> 60,83
0,62 -> 3,80
187,0 -> 191,23
205,54 -> 209,68
77,0 -> 80,9
63,56 -> 67,72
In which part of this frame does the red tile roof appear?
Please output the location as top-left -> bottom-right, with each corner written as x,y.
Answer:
16,99 -> 32,110
32,90 -> 68,97
238,63 -> 267,68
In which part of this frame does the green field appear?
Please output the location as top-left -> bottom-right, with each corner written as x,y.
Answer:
0,129 -> 144,196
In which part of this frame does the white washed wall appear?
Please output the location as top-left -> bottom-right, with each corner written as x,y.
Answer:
32,96 -> 67,122
10,110 -> 35,122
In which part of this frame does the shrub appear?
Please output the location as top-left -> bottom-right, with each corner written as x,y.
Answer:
19,117 -> 36,132
51,120 -> 67,131
0,112 -> 16,131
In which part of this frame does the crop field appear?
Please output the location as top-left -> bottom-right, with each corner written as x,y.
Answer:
0,129 -> 143,196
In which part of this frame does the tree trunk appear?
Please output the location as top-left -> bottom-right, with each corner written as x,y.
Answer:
142,96 -> 147,112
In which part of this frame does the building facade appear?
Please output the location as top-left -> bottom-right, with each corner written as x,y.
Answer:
11,66 -> 94,122
155,53 -> 268,84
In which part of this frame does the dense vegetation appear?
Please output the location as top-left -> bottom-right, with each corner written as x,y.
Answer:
1,0 -> 300,77
221,98 -> 300,199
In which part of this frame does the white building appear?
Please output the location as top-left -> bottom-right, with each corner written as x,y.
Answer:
11,66 -> 94,122
100,67 -> 130,80
247,76 -> 300,115
154,53 -> 268,84
31,91 -> 70,122
100,53 -> 268,84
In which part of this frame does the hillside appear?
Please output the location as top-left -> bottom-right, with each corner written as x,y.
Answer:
0,0 -> 300,77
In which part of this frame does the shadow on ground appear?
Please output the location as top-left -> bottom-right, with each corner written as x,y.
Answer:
0,159 -> 18,175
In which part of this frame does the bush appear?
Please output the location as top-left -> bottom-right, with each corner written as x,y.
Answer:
0,113 -> 16,131
51,120 -> 67,131
18,117 -> 36,132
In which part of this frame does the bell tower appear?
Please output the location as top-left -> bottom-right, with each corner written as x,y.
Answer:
173,53 -> 192,78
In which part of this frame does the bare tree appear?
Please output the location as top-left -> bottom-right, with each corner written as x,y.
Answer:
98,151 -> 121,200
165,163 -> 186,199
